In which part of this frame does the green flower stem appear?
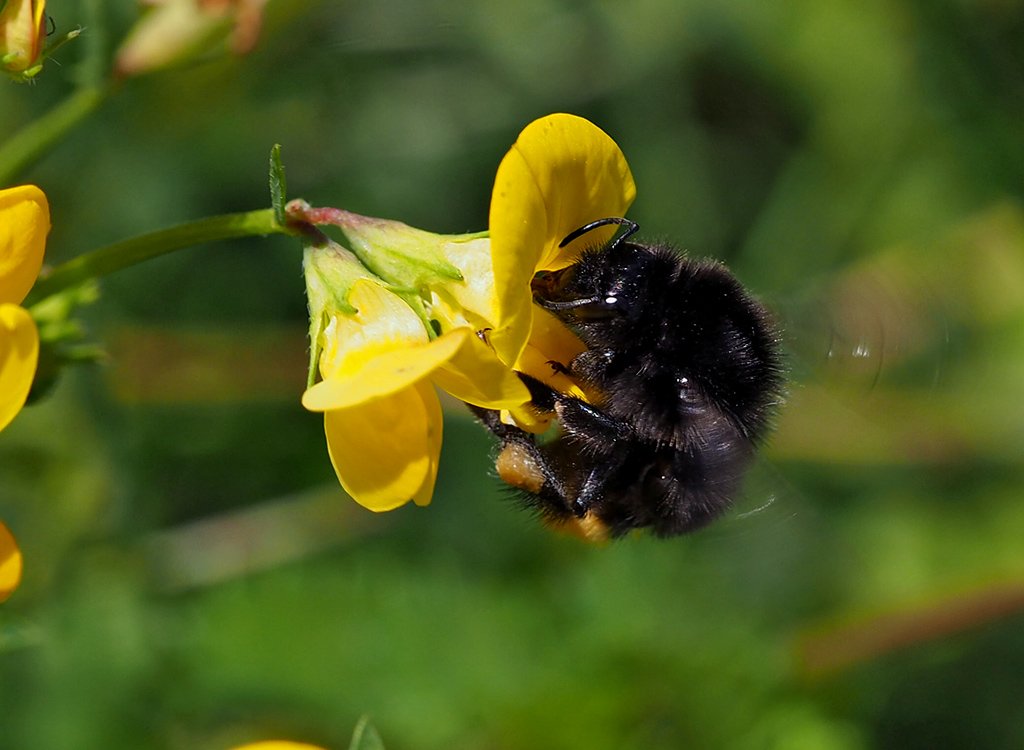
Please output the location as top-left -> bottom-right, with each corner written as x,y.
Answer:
25,208 -> 287,306
0,86 -> 109,186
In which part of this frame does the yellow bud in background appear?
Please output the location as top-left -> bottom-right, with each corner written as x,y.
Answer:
115,0 -> 266,77
0,0 -> 46,74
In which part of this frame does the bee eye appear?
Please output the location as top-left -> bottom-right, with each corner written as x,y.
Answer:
567,292 -> 629,321
571,299 -> 620,320
534,286 -> 625,318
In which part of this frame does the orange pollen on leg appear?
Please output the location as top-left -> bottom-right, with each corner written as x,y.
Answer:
495,442 -> 546,494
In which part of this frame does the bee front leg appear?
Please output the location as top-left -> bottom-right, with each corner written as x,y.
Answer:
567,348 -> 615,383
552,397 -> 628,449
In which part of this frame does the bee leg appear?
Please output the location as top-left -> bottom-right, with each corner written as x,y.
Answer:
553,397 -> 628,446
572,454 -> 629,516
465,404 -> 574,511
567,349 -> 613,380
545,397 -> 632,516
546,359 -> 572,376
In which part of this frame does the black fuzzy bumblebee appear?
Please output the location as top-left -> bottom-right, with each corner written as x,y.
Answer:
472,218 -> 783,540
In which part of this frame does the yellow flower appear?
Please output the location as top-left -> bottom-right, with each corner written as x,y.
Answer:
488,113 -> 636,370
1,184 -> 48,433
0,521 -> 22,602
0,0 -> 46,74
115,0 -> 267,77
300,241 -> 527,511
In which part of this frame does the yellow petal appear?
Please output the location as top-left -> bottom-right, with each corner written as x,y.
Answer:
436,235 -> 497,325
0,521 -> 22,602
323,384 -> 441,511
488,143 -> 550,366
303,328 -> 468,412
0,303 -> 39,432
410,379 -> 442,507
316,278 -> 428,381
514,304 -> 589,401
431,328 -> 532,410
0,185 -> 49,306
489,114 -> 635,363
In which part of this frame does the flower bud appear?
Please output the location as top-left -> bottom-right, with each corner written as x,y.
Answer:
115,0 -> 266,78
0,0 -> 46,75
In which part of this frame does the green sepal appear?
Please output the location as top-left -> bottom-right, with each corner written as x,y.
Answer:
269,144 -> 287,227
25,281 -> 104,405
339,214 -> 464,291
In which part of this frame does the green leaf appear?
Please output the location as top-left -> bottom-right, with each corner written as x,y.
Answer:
348,716 -> 386,750
269,143 -> 287,226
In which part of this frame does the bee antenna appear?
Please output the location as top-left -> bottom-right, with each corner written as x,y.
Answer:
559,217 -> 639,250
537,296 -> 603,312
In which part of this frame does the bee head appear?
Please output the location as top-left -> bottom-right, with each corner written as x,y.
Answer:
534,241 -> 655,323
531,218 -> 657,336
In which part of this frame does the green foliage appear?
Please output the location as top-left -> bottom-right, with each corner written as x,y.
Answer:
2,0 -> 1024,748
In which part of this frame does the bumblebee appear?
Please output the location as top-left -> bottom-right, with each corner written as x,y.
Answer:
472,218 -> 783,540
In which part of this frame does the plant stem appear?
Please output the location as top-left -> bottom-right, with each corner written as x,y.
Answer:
26,208 -> 286,306
0,86 -> 109,185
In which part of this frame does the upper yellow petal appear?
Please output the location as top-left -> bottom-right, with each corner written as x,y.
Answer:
0,185 -> 49,306
487,141 -> 547,365
323,383 -> 441,511
0,521 -> 22,603
303,328 -> 468,412
0,303 -> 39,432
488,114 -> 635,363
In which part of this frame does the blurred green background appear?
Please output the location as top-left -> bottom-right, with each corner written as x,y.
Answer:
3,0 -> 1024,748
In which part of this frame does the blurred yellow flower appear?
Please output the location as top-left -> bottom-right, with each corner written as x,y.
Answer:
0,521 -> 22,602
231,743 -> 326,750
1,184 -> 48,433
0,0 -> 46,74
116,0 -> 267,77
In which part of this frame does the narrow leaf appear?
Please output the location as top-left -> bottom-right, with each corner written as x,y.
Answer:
269,143 -> 287,226
348,716 -> 386,750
